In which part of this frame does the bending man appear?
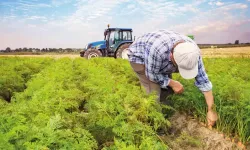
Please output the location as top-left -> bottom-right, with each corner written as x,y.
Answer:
127,30 -> 218,126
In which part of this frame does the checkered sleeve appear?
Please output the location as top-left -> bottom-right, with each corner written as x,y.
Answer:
195,56 -> 212,92
144,41 -> 171,89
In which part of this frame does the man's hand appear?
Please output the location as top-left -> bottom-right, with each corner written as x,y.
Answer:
207,110 -> 218,127
168,79 -> 184,94
203,90 -> 218,127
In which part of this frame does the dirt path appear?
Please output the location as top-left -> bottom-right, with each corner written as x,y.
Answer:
161,112 -> 247,150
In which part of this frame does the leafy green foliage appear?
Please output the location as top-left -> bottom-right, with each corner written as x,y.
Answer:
0,57 -> 53,102
0,57 -> 168,149
1,56 -> 249,148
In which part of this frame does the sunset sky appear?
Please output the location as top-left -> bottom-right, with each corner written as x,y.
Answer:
1,0 -> 250,49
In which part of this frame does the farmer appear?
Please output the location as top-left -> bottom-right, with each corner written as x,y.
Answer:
127,30 -> 218,126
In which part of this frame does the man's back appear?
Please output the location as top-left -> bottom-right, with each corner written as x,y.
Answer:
128,30 -> 196,64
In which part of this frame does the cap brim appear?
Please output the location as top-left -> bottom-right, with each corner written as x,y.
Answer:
178,63 -> 198,79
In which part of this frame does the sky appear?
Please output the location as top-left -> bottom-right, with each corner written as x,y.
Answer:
0,0 -> 250,49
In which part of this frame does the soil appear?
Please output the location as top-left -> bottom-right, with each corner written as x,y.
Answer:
160,112 -> 248,150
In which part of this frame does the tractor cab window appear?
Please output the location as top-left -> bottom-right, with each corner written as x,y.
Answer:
122,31 -> 132,41
108,30 -> 119,47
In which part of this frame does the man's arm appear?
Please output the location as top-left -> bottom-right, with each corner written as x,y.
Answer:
203,90 -> 214,111
195,56 -> 218,126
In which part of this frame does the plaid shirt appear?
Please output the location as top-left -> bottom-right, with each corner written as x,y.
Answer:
127,30 -> 212,92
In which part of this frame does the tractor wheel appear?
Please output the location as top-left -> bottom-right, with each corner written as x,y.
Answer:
80,51 -> 85,57
84,48 -> 102,59
115,43 -> 131,59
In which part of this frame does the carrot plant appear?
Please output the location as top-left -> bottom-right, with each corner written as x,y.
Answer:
1,58 -> 98,149
74,58 -> 169,149
0,57 -> 169,149
1,56 -> 249,149
0,57 -> 54,102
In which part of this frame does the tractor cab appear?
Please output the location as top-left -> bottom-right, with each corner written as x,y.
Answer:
104,27 -> 133,53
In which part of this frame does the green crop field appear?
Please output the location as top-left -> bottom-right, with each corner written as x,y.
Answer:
0,57 -> 249,149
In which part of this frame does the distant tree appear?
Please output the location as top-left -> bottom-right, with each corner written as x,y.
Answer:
235,40 -> 239,44
23,47 -> 28,52
65,48 -> 73,52
5,47 -> 11,52
228,43 -> 232,45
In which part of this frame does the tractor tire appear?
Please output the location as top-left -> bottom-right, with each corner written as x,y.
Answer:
115,43 -> 131,59
84,48 -> 102,59
80,51 -> 85,57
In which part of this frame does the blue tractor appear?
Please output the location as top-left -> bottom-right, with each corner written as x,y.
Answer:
80,25 -> 134,59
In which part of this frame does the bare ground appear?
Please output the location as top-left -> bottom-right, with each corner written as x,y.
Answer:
160,112 -> 249,150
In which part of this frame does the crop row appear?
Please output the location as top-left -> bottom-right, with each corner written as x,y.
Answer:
0,57 -> 54,102
0,58 -> 168,149
1,57 -> 249,149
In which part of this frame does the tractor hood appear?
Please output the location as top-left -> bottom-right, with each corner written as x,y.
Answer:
85,40 -> 106,50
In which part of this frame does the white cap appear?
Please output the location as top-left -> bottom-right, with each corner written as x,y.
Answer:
173,42 -> 200,79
